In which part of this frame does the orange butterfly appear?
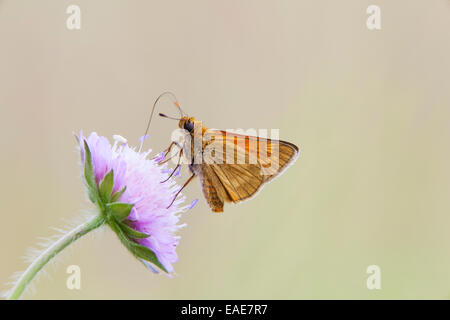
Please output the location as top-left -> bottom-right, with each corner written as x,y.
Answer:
143,92 -> 299,213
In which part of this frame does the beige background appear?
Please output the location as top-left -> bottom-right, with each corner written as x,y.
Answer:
1,0 -> 449,299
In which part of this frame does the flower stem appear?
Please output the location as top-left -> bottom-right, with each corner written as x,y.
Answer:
8,214 -> 105,300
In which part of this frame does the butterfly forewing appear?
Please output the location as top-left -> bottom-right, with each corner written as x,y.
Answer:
199,129 -> 299,206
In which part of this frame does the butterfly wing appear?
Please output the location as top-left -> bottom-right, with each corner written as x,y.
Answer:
193,163 -> 230,213
200,129 -> 299,206
210,163 -> 264,203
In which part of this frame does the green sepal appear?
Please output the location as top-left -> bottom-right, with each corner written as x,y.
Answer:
106,202 -> 133,221
99,169 -> 114,202
108,219 -> 167,273
127,241 -> 167,272
119,222 -> 151,239
111,186 -> 126,202
83,141 -> 99,203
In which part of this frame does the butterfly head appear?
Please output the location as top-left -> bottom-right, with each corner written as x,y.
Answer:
179,116 -> 196,133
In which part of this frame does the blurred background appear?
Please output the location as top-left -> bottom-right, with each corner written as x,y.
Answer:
0,0 -> 449,299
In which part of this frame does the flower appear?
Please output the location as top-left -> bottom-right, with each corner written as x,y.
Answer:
78,132 -> 191,273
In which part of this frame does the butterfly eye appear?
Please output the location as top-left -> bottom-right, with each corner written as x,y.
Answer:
184,120 -> 194,132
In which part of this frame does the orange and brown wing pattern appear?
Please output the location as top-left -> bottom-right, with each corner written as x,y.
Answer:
193,163 -> 231,212
210,163 -> 264,203
200,129 -> 299,205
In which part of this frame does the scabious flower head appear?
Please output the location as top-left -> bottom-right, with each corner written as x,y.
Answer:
78,132 -> 193,274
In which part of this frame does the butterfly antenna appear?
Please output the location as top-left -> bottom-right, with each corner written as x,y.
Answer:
159,113 -> 181,121
139,91 -> 185,151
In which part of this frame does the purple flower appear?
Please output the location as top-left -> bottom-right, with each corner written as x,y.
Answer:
79,132 -> 189,273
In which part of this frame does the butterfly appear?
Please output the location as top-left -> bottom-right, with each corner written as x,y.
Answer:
142,92 -> 299,213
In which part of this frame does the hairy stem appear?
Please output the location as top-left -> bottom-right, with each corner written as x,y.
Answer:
8,214 -> 105,300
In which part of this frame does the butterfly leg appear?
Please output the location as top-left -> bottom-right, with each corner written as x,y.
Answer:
160,149 -> 184,183
158,141 -> 184,165
158,153 -> 176,165
166,173 -> 195,209
162,141 -> 176,158
151,141 -> 176,160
